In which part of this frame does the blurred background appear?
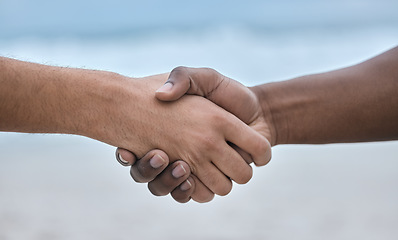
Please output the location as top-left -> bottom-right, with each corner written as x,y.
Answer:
0,0 -> 397,239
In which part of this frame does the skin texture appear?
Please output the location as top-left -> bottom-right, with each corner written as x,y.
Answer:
120,46 -> 398,203
116,67 -> 274,203
259,47 -> 398,144
0,57 -> 271,202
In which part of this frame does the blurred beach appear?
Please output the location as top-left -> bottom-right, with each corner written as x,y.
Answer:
1,0 -> 398,239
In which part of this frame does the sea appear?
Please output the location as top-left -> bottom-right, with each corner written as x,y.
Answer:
0,0 -> 397,239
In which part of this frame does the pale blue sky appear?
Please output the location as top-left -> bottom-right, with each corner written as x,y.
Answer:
1,0 -> 397,38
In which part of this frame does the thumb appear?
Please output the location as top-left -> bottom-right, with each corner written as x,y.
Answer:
155,66 -> 191,101
157,66 -> 258,124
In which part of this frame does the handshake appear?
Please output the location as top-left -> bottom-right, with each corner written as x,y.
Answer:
1,46 -> 397,204
114,67 -> 273,203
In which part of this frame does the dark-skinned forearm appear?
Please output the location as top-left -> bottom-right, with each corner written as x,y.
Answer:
254,47 -> 398,145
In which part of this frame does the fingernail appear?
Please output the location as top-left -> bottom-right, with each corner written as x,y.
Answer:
180,179 -> 192,191
156,82 -> 173,93
149,154 -> 166,169
117,153 -> 129,165
172,164 -> 187,178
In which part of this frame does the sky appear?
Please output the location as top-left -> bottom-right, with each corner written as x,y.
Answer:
1,0 -> 397,38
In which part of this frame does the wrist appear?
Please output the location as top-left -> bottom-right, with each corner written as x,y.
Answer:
81,72 -> 170,157
250,83 -> 288,146
66,69 -> 136,142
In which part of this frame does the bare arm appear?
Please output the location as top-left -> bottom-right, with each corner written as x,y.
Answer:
0,57 -> 119,135
255,46 -> 398,145
132,47 -> 398,202
0,57 -> 270,201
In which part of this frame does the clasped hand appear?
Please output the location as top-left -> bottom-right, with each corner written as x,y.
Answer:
116,67 -> 273,203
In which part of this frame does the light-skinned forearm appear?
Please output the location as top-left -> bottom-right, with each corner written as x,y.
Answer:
253,47 -> 398,145
0,57 -> 170,155
0,57 -> 127,137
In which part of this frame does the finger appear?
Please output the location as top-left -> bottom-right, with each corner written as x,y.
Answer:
211,142 -> 253,185
116,148 -> 137,166
130,149 -> 169,183
156,66 -> 223,101
147,161 -> 191,196
189,175 -> 215,203
157,67 -> 258,124
229,143 -> 253,164
194,161 -> 233,196
155,66 -> 192,101
170,176 -> 195,203
223,115 -> 272,166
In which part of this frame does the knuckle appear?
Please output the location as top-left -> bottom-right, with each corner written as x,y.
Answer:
170,66 -> 188,80
216,182 -> 232,196
130,167 -> 147,183
137,163 -> 155,180
189,176 -> 215,203
252,137 -> 271,165
208,112 -> 228,130
202,67 -> 218,78
235,166 -> 253,184
263,148 -> 272,166
211,110 -> 227,121
148,182 -> 169,196
171,190 -> 192,203
199,135 -> 219,153
192,192 -> 215,203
